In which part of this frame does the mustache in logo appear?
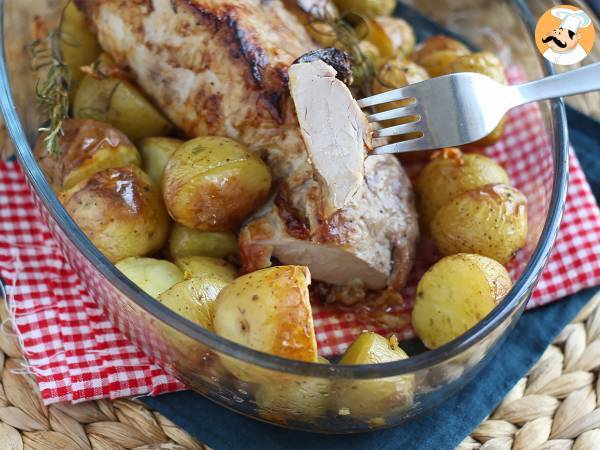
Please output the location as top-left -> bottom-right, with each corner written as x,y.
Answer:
542,35 -> 567,48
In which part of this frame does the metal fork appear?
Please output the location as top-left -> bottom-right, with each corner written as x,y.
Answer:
358,62 -> 600,155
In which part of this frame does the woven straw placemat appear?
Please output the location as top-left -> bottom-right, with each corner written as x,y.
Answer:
0,291 -> 598,449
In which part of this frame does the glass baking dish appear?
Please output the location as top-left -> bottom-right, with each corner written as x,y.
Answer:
0,0 -> 568,433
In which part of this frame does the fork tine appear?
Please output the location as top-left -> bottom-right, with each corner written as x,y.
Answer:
372,120 -> 422,138
357,82 -> 425,108
370,136 -> 430,155
366,102 -> 420,123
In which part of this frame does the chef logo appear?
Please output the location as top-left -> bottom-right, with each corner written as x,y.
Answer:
535,5 -> 595,66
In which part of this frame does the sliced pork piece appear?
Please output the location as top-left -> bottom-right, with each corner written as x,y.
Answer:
241,59 -> 418,291
240,155 -> 418,291
289,60 -> 367,215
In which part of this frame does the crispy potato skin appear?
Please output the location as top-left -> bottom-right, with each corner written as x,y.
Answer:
162,136 -> 272,231
34,118 -> 140,192
116,257 -> 184,298
60,166 -> 170,263
73,54 -> 173,142
139,137 -> 183,188
213,266 -> 316,382
416,149 -> 510,233
157,276 -> 228,330
430,184 -> 528,264
412,254 -> 512,349
336,332 -> 414,417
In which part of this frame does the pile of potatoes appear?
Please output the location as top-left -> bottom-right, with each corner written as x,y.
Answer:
411,148 -> 528,348
31,0 -> 532,424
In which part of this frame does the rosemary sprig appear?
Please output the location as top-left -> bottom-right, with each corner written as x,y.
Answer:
31,30 -> 71,156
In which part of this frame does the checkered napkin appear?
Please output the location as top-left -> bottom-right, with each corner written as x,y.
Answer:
1,67 -> 599,405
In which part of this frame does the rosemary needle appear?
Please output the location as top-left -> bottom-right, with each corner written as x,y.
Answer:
31,30 -> 71,156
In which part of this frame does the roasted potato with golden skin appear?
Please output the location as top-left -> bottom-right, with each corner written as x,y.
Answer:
162,136 -> 272,231
413,35 -> 470,78
334,0 -> 395,17
449,52 -> 507,84
116,257 -> 184,298
414,35 -> 470,64
213,266 -> 317,382
157,276 -> 228,330
174,256 -> 237,283
139,137 -> 183,188
336,332 -> 414,418
357,17 -> 415,60
255,356 -> 330,423
416,149 -> 510,232
169,223 -> 239,260
371,58 -> 428,126
73,54 -> 173,142
431,184 -> 528,264
60,166 -> 170,263
35,119 -> 141,192
60,1 -> 102,98
412,254 -> 512,348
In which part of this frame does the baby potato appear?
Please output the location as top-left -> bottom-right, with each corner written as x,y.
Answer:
414,35 -> 470,65
162,136 -> 272,231
157,276 -> 228,330
334,0 -> 395,17
413,35 -> 470,77
116,257 -> 184,298
412,254 -> 512,349
371,58 -> 428,125
430,184 -> 528,263
336,332 -> 414,418
254,357 -> 331,423
139,137 -> 183,188
357,17 -> 415,60
213,266 -> 317,382
449,52 -> 507,84
34,118 -> 141,192
59,1 -> 102,97
60,166 -> 170,262
416,149 -> 510,232
169,223 -> 239,260
417,50 -> 465,78
73,53 -> 173,142
174,256 -> 237,283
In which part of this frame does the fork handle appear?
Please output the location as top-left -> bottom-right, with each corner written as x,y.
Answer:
514,62 -> 600,105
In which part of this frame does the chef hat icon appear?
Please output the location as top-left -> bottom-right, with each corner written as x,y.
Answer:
551,8 -> 592,33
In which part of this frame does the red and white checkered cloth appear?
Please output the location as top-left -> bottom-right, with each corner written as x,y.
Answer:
1,66 -> 599,404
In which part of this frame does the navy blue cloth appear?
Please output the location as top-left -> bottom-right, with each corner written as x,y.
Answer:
142,108 -> 600,449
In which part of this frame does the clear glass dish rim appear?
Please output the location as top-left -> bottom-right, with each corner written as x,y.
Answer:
0,0 -> 569,380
